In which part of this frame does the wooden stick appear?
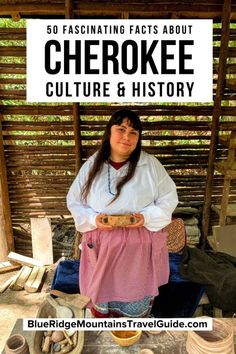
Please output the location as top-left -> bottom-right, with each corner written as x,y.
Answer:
62,331 -> 73,346
0,261 -> 21,274
0,273 -> 18,293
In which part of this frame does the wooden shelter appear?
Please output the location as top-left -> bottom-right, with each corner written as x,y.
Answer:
0,0 -> 236,260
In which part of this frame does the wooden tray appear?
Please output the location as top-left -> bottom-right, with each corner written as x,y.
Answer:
33,295 -> 84,354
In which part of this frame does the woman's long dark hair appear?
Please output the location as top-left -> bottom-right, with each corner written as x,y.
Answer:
81,109 -> 142,203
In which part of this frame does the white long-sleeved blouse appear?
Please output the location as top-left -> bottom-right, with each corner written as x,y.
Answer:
67,150 -> 178,233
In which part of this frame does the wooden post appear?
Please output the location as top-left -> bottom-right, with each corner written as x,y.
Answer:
73,103 -> 83,173
0,119 -> 14,260
65,0 -> 73,19
65,0 -> 82,173
202,0 -> 231,244
219,178 -> 231,226
219,134 -> 235,226
121,12 -> 129,19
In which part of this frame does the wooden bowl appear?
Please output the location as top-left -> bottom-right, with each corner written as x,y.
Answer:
110,330 -> 142,347
33,295 -> 84,354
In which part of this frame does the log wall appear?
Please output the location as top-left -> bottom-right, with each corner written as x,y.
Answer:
0,2 -> 236,238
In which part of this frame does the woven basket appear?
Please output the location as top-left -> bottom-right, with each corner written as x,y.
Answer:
164,218 -> 186,253
186,318 -> 234,354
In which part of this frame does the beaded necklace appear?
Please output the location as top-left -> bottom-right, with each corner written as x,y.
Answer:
107,162 -> 116,196
107,159 -> 128,196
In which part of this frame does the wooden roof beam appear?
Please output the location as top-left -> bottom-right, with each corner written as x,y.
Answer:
0,3 -> 236,19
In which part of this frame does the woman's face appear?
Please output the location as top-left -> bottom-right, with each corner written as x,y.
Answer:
109,118 -> 139,161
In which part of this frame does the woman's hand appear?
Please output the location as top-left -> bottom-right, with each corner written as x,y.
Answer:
95,213 -> 114,230
125,213 -> 144,228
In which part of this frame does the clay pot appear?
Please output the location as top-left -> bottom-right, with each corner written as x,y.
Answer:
5,334 -> 29,354
139,350 -> 154,354
186,318 -> 234,354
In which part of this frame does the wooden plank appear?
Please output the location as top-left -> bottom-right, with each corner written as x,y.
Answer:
7,251 -> 44,267
30,217 -> 53,265
219,177 -> 231,226
213,224 -> 236,257
0,273 -> 19,293
24,266 -> 46,293
10,265 -> 32,290
0,261 -> 21,274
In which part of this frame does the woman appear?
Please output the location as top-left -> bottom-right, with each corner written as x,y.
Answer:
67,109 -> 178,317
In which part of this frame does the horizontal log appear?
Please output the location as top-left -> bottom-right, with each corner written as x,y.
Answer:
0,28 -> 26,34
0,31 -> 26,40
0,92 -> 26,101
0,67 -> 26,74
2,121 -> 73,130
0,104 -> 218,117
5,154 -> 212,165
10,199 -> 67,205
83,134 -> 211,141
9,181 -> 221,192
3,133 -> 211,141
2,120 -> 211,129
6,157 -> 75,163
6,168 -> 70,174
0,105 -> 72,115
10,192 -> 68,199
3,134 -> 75,140
214,47 -> 236,58
225,64 -> 236,74
5,145 -> 75,151
12,210 -> 70,214
5,151 -> 214,161
0,46 -> 26,57
3,146 -> 212,156
0,41 -> 224,58
9,188 -> 68,194
7,175 -> 73,180
0,90 -> 26,99
0,3 -> 65,15
0,78 -> 26,85
7,166 -> 74,171
5,156 -> 74,162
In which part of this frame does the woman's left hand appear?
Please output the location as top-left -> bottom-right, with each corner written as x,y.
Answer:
125,213 -> 144,228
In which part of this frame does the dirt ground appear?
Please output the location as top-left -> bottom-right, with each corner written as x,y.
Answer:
0,268 -> 53,351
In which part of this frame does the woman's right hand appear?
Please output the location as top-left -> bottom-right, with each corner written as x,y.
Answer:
96,213 -> 114,230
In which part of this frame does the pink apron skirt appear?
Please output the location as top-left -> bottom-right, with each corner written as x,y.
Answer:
79,227 -> 169,305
